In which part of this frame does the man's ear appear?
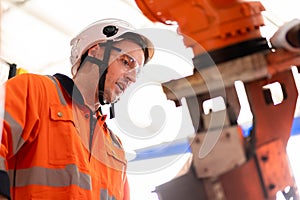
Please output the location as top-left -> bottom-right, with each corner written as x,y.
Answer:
88,44 -> 100,57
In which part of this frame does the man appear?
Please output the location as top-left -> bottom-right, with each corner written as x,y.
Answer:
0,18 -> 154,200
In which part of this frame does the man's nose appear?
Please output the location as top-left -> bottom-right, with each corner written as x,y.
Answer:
125,69 -> 137,84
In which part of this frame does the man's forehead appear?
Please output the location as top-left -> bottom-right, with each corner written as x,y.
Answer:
113,39 -> 144,52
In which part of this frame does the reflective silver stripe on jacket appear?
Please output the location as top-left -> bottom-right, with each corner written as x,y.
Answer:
4,111 -> 24,155
46,75 -> 67,105
8,164 -> 91,190
0,156 -> 6,171
100,189 -> 117,200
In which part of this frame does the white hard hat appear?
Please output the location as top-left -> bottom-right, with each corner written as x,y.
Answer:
70,18 -> 154,75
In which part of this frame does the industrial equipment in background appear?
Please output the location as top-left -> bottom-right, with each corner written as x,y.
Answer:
0,57 -> 28,84
135,0 -> 300,199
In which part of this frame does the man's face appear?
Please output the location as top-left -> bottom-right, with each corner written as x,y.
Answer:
103,40 -> 145,103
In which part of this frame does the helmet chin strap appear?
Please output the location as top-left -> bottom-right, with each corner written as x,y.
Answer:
82,40 -> 116,105
81,40 -> 119,118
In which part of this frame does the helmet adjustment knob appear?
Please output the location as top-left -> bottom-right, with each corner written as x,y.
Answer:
103,25 -> 119,37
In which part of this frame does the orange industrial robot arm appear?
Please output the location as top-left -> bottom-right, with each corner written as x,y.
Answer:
135,0 -> 265,56
135,0 -> 300,200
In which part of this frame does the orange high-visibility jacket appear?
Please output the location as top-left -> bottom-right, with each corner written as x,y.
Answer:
0,73 -> 130,200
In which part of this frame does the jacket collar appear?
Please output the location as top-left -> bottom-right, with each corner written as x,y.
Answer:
53,73 -> 85,105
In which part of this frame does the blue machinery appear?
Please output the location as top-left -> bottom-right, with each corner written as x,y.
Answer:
131,116 -> 300,161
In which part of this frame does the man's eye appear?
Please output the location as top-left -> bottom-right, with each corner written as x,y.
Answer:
121,57 -> 130,66
119,55 -> 136,69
